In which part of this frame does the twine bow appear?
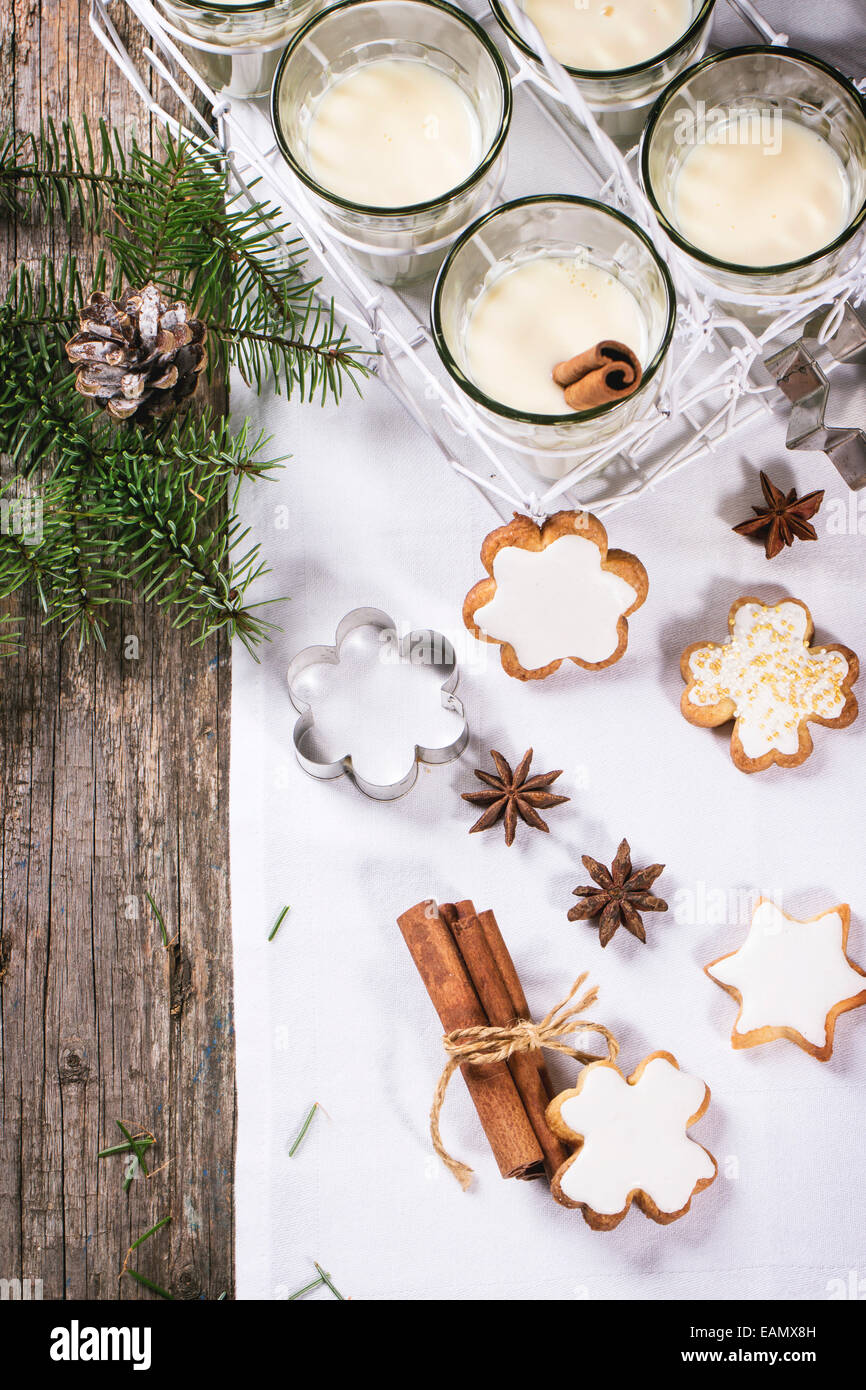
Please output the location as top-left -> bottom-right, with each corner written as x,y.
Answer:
431,973 -> 619,1190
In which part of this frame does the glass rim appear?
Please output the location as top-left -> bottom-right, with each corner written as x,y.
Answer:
640,44 -> 866,278
430,194 -> 677,428
488,0 -> 716,82
270,0 -> 513,219
160,0 -> 284,11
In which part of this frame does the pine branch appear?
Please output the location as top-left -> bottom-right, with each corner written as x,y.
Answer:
77,415 -> 280,654
0,118 -> 125,228
0,377 -> 283,653
47,514 -> 118,650
0,118 -> 369,654
0,474 -> 112,635
212,318 -> 364,405
1,118 -> 371,400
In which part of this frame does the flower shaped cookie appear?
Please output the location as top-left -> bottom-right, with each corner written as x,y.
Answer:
681,597 -> 858,772
547,1052 -> 717,1229
706,898 -> 866,1061
463,510 -> 648,681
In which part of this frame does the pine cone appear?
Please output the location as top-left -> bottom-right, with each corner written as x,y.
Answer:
65,284 -> 207,422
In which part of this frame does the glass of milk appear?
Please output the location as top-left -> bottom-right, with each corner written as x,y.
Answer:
641,47 -> 866,302
155,0 -> 320,99
489,0 -> 716,146
271,0 -> 512,286
431,196 -> 676,481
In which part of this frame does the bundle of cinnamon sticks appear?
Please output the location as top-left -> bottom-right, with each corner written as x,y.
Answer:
397,898 -> 571,1182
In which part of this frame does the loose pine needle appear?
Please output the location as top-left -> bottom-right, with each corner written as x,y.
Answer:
146,892 -> 169,947
116,1119 -> 150,1179
120,1215 -> 172,1287
287,1275 -> 325,1301
125,1270 -> 174,1300
268,904 -> 291,941
288,1102 -> 320,1157
314,1263 -> 346,1301
98,1135 -> 155,1159
129,1215 -> 172,1253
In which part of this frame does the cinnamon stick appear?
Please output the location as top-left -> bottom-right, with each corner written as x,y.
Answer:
477,905 -> 553,1100
397,900 -> 546,1180
552,339 -> 642,411
445,903 -> 571,1180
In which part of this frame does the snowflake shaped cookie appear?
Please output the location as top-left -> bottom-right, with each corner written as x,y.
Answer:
681,597 -> 858,772
463,510 -> 648,681
706,898 -> 866,1061
546,1053 -> 717,1229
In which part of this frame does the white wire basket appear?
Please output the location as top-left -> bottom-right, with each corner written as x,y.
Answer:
91,0 -> 866,524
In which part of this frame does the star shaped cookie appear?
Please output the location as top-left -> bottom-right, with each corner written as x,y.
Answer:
547,1052 -> 717,1229
706,898 -> 866,1061
680,597 -> 858,772
463,510 -> 648,681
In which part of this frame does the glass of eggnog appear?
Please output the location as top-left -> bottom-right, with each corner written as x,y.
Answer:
641,46 -> 866,302
489,0 -> 716,146
271,0 -> 512,286
431,195 -> 676,482
155,0 -> 321,99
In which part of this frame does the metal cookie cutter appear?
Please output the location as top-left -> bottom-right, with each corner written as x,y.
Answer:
764,301 -> 866,490
286,607 -> 469,801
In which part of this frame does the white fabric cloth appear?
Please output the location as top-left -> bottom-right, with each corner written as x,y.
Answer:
231,0 -> 866,1300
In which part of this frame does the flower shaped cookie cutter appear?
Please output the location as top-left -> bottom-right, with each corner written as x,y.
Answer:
287,607 -> 469,801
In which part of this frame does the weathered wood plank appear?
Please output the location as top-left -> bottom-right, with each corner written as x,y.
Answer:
0,1 -> 235,1300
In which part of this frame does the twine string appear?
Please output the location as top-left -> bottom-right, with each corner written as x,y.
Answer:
430,973 -> 619,1190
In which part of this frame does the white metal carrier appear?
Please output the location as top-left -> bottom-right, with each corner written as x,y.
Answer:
90,0 -> 866,524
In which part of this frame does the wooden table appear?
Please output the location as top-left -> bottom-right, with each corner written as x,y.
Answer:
0,2 -> 235,1300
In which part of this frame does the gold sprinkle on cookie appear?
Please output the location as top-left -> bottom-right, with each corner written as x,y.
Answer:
680,598 -> 859,773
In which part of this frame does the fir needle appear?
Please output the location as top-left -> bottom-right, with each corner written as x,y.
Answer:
288,1102 -> 319,1157
129,1215 -> 171,1252
268,904 -> 291,941
314,1263 -> 346,1301
120,1216 -> 172,1287
116,1119 -> 150,1178
125,1270 -> 174,1300
146,892 -> 169,947
287,1275 -> 325,1301
98,1136 -> 154,1159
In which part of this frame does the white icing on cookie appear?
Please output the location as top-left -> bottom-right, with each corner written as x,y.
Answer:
473,534 -> 636,671
708,900 -> 866,1048
557,1056 -> 715,1216
687,601 -> 849,759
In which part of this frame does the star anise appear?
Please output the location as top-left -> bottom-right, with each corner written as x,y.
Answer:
462,748 -> 569,846
732,471 -> 824,560
568,839 -> 667,947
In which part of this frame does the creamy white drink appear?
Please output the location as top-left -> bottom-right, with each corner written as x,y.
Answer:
306,59 -> 482,208
522,0 -> 694,70
673,116 -> 850,266
465,257 -> 646,415
157,0 -> 315,98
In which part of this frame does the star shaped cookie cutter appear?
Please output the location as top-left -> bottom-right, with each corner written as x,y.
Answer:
764,301 -> 866,490
287,606 -> 469,801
